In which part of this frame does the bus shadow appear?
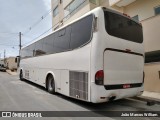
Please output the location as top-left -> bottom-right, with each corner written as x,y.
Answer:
57,94 -> 119,109
21,79 -> 47,92
56,95 -> 127,118
56,93 -> 148,114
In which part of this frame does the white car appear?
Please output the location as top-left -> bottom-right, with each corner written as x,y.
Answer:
0,64 -> 6,72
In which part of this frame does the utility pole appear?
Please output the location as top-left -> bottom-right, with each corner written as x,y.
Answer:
18,32 -> 22,68
19,32 -> 22,55
4,50 -> 5,65
4,50 -> 5,59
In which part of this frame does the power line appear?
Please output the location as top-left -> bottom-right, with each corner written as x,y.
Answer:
22,26 -> 53,46
22,0 -> 87,46
22,9 -> 52,35
22,13 -> 66,46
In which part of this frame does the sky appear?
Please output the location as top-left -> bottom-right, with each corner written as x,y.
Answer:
0,0 -> 52,58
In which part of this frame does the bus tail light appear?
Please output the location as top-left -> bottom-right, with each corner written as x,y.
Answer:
95,70 -> 104,85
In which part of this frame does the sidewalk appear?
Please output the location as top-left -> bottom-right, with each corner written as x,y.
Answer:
133,91 -> 160,105
6,70 -> 17,76
142,91 -> 160,100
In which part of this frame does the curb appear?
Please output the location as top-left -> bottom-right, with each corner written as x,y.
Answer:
6,70 -> 17,76
6,70 -> 12,75
132,96 -> 160,105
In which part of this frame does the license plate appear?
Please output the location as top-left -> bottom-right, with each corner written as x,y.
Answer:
123,84 -> 131,89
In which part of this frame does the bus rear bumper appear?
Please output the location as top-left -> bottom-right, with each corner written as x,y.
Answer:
90,83 -> 144,103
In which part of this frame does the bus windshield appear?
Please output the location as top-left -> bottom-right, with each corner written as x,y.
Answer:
104,10 -> 143,43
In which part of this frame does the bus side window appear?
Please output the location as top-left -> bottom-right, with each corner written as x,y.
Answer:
35,39 -> 45,56
26,44 -> 35,58
43,33 -> 54,54
54,26 -> 71,53
70,15 -> 93,49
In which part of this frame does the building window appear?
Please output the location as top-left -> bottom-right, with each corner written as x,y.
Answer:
89,0 -> 97,4
132,15 -> 139,22
64,0 -> 86,19
154,6 -> 160,15
53,6 -> 59,17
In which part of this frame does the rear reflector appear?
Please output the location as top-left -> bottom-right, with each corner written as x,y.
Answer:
100,97 -> 106,99
95,70 -> 104,85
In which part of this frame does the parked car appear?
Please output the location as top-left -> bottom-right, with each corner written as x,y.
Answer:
0,64 -> 6,72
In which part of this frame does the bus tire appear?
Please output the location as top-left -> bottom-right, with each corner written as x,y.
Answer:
19,70 -> 23,81
47,75 -> 56,94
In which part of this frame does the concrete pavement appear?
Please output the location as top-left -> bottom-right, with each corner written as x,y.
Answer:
6,70 -> 160,106
0,71 -> 160,120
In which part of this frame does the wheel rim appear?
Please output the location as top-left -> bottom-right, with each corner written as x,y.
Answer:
20,71 -> 23,79
48,77 -> 54,91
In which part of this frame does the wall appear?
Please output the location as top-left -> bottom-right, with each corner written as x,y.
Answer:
90,2 -> 99,10
63,0 -> 72,8
124,0 -> 160,21
52,14 -> 60,29
5,57 -> 17,70
52,0 -> 91,30
99,0 -> 110,8
109,0 -> 120,6
0,59 -> 4,66
99,0 -> 123,13
51,0 -> 59,29
63,1 -> 91,25
144,63 -> 160,93
142,15 -> 160,52
111,5 -> 124,12
142,14 -> 160,93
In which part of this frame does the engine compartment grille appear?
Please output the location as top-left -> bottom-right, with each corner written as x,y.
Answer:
69,71 -> 88,101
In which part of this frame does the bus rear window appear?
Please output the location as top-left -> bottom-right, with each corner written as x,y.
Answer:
104,11 -> 143,43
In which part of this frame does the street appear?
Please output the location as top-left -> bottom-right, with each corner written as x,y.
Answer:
0,71 -> 160,120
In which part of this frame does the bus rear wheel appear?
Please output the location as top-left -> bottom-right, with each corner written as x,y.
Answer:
47,75 -> 55,94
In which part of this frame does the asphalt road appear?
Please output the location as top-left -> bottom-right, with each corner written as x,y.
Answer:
0,71 -> 160,120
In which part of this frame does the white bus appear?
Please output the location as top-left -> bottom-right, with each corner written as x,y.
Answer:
19,7 -> 144,103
